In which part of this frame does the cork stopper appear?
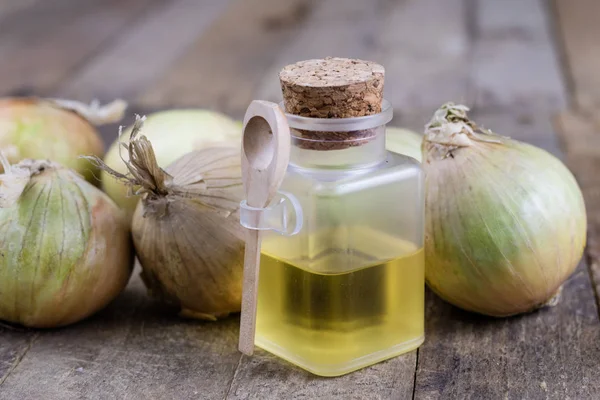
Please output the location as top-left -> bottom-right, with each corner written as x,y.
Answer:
279,57 -> 385,150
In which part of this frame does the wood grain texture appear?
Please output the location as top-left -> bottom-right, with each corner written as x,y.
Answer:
0,0 -> 44,22
254,0 -> 389,102
255,0 -> 471,142
470,110 -> 564,158
57,0 -> 231,102
554,111 -> 600,317
0,328 -> 36,386
0,0 -> 161,96
413,110 -> 600,400
227,352 -> 416,400
554,0 -> 600,111
416,270 -> 600,400
471,0 -> 566,112
377,0 -> 470,113
554,0 -> 600,322
138,0 -> 314,118
0,271 -> 243,400
255,0 -> 471,113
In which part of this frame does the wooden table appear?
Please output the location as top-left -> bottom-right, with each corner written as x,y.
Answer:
1,1 -> 599,399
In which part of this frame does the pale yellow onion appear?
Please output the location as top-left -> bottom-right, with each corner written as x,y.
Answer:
386,126 -> 422,162
423,103 -> 586,317
101,109 -> 241,221
0,98 -> 126,183
0,157 -> 132,328
97,117 -> 245,320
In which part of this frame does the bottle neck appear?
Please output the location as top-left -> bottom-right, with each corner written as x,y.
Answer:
289,127 -> 387,169
283,99 -> 393,170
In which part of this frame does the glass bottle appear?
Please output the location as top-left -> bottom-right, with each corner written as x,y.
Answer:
246,99 -> 425,377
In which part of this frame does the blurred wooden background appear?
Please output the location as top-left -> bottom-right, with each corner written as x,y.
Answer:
1,0 -> 600,399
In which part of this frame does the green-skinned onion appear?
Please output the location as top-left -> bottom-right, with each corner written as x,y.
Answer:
0,98 -> 127,183
423,103 -> 586,317
0,157 -> 133,328
386,126 -> 422,162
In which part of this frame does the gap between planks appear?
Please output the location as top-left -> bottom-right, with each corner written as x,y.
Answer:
553,0 -> 600,113
0,333 -> 39,387
57,0 -> 233,102
0,0 -> 45,24
137,0 -> 315,118
0,0 -> 165,97
553,0 -> 600,320
554,111 -> 600,321
0,271 -> 245,400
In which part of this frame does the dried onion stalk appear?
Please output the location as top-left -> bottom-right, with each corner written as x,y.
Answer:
101,109 -> 241,221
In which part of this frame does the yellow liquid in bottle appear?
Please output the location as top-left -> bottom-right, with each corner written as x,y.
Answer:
255,238 -> 424,377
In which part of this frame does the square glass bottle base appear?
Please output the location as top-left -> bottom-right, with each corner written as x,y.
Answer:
255,242 -> 425,377
256,335 -> 424,377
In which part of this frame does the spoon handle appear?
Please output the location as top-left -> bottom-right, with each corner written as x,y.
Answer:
238,100 -> 290,356
239,228 -> 261,355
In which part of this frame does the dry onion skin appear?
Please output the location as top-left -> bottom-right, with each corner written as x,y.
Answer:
423,103 -> 586,317
0,157 -> 132,328
0,97 -> 126,183
94,116 -> 245,320
101,109 -> 241,221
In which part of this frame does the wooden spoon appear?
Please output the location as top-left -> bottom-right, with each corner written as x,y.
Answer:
239,100 -> 290,356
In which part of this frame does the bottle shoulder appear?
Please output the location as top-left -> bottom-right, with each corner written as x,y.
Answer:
281,151 -> 422,197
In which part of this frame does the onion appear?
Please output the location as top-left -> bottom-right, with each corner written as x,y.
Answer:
0,156 -> 132,328
386,127 -> 422,162
101,109 -> 241,221
0,98 -> 126,183
96,116 -> 244,320
423,103 -> 586,317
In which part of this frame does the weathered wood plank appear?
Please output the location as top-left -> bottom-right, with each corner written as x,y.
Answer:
417,266 -> 600,400
377,0 -> 470,113
256,0 -> 471,120
0,328 -> 36,386
138,0 -> 314,118
226,352 -> 415,400
554,111 -> 600,316
471,110 -> 564,158
554,0 -> 600,327
58,0 -> 232,102
0,0 -> 162,96
0,270 -> 243,400
0,0 -> 44,22
471,0 -> 566,112
254,0 -> 388,102
554,0 -> 600,111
